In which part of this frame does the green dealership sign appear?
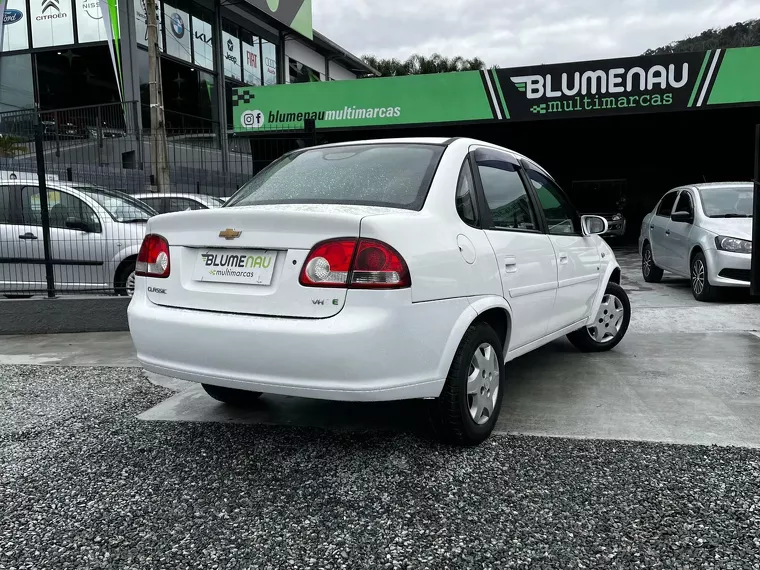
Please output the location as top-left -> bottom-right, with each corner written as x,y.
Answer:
232,46 -> 760,132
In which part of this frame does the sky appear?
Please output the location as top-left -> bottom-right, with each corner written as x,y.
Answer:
312,0 -> 759,67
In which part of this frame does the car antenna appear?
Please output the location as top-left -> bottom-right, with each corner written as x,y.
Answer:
702,174 -> 708,182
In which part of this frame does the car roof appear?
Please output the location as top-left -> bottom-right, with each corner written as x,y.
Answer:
298,137 -> 532,162
692,182 -> 754,191
132,193 -> 221,199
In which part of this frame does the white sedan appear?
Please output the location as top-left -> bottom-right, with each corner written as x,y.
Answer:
128,138 -> 630,445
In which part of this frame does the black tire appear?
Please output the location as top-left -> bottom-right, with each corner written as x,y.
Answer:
641,243 -> 664,283
202,384 -> 263,406
690,251 -> 719,302
3,295 -> 33,299
430,322 -> 505,446
114,259 -> 136,297
568,281 -> 631,352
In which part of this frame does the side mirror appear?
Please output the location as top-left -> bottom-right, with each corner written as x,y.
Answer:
65,216 -> 91,232
581,215 -> 608,236
671,211 -> 693,224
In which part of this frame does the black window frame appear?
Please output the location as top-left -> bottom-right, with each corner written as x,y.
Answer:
656,191 -> 679,217
469,148 -> 543,234
520,159 -> 582,236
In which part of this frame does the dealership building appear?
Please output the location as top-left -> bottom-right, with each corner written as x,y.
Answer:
0,0 -> 377,129
233,45 -> 760,237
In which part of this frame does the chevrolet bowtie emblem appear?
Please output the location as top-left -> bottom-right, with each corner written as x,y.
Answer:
219,228 -> 242,240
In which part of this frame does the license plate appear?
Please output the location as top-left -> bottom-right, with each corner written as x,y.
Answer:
192,249 -> 277,285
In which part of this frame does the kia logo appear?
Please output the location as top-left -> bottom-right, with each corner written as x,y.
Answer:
3,9 -> 23,23
194,31 -> 211,44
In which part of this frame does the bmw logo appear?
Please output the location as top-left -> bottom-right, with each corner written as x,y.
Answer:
170,12 -> 184,38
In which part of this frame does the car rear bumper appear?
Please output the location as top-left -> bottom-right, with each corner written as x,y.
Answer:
128,286 -> 470,401
706,249 -> 751,287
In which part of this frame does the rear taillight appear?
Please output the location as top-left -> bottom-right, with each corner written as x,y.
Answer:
299,238 -> 410,289
135,234 -> 170,278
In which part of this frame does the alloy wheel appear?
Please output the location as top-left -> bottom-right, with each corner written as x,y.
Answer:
467,343 -> 499,425
642,249 -> 652,278
126,271 -> 136,297
587,294 -> 626,343
692,259 -> 705,296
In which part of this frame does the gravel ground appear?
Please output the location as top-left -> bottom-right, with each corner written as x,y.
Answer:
1,365 -> 760,570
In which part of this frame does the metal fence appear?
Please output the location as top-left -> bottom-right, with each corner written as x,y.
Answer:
0,102 -> 316,298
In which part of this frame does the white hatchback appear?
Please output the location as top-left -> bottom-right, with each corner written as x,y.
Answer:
128,138 -> 630,445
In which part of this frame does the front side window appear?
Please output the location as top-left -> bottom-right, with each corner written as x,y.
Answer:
228,144 -> 445,211
478,160 -> 537,231
698,186 -> 754,218
455,160 -> 479,227
20,187 -> 102,232
674,191 -> 694,217
657,191 -> 678,217
527,170 -> 580,235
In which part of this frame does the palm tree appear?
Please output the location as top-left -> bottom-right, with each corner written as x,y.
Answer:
362,53 -> 486,77
0,135 -> 26,158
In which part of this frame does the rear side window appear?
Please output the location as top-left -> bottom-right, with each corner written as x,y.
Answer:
227,143 -> 445,211
657,192 -> 678,216
478,161 -> 537,231
456,160 -> 479,227
139,197 -> 165,213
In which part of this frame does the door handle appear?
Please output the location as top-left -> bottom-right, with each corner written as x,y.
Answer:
650,225 -> 654,230
504,256 -> 517,273
665,230 -> 670,236
558,253 -> 569,264
19,232 -> 38,240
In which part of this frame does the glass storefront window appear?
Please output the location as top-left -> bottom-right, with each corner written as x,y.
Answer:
222,20 -> 242,82
0,54 -> 35,113
261,40 -> 277,86
36,46 -> 121,110
289,58 -> 321,83
160,56 -> 216,131
239,29 -> 262,87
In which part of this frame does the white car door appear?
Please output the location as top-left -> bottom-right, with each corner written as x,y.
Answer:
0,184 -> 33,292
523,165 -> 601,333
649,190 -> 679,272
17,186 -> 109,291
471,147 -> 558,349
662,190 -> 695,276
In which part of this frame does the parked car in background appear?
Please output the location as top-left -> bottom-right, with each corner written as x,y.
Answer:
571,181 -> 628,240
1,181 -> 156,298
639,182 -> 754,301
133,193 -> 225,214
128,137 -> 630,446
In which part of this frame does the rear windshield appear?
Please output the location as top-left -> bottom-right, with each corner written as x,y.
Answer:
698,185 -> 754,218
226,143 -> 444,211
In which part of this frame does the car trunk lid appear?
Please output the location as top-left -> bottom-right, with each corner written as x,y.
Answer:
144,204 -> 396,318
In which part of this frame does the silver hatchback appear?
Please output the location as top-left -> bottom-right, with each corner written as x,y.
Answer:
0,180 -> 155,297
639,182 -> 753,301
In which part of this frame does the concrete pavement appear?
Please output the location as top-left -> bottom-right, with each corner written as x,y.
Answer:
2,248 -> 759,448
